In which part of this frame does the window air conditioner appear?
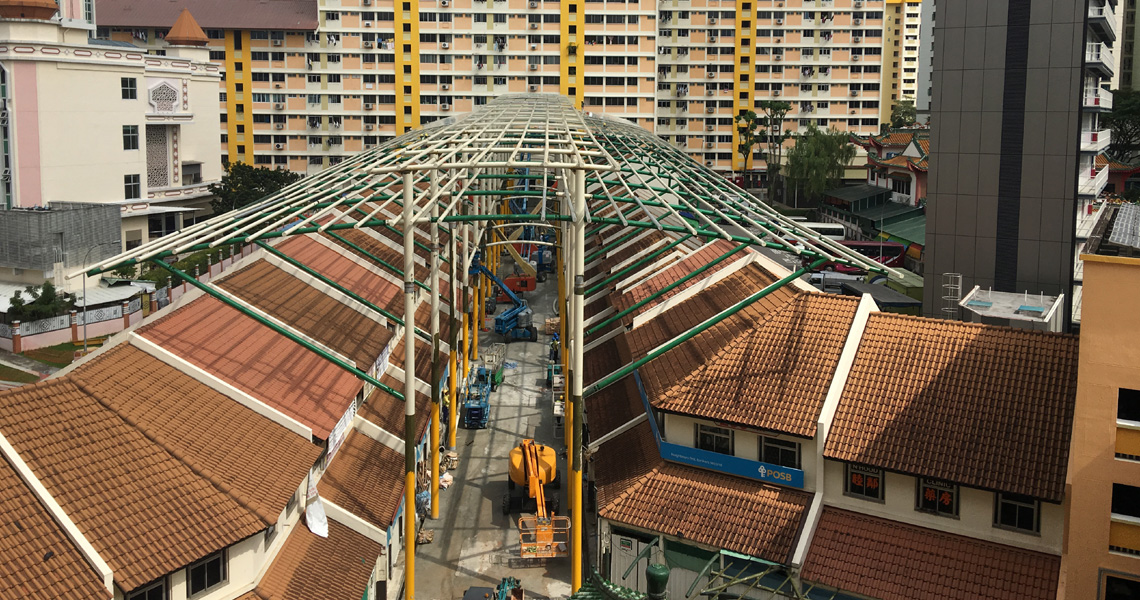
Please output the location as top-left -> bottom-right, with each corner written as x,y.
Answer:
275,123 -> 285,129
706,71 -> 716,78
706,106 -> 715,113
709,36 -> 718,42
365,124 -> 374,130
272,39 -> 283,46
365,21 -> 372,27
854,18 -> 862,25
709,17 -> 717,24
529,22 -> 539,29
705,160 -> 714,166
442,42 -> 450,49
531,44 -> 538,50
529,84 -> 538,91
773,89 -> 781,96
705,142 -> 715,149
529,0 -> 538,6
274,103 -> 285,109
441,0 -> 449,6
706,88 -> 716,96
274,143 -> 285,150
274,83 -> 282,88
850,89 -> 858,96
529,63 -> 539,70
706,124 -> 715,131
364,41 -> 374,48
442,103 -> 452,110
854,0 -> 862,6
853,36 -> 861,43
774,54 -> 782,61
365,103 -> 374,109
776,18 -> 783,25
852,54 -> 860,61
442,83 -> 451,90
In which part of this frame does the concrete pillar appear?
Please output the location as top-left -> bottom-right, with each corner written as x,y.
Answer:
121,300 -> 130,329
69,310 -> 79,344
11,321 -> 21,354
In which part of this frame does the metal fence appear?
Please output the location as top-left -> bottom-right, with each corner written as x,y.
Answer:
19,314 -> 70,336
155,286 -> 170,310
0,323 -> 9,339
77,304 -> 122,326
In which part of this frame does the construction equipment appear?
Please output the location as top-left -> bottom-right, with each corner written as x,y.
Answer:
482,342 -> 507,390
503,439 -> 570,559
462,366 -> 492,429
471,254 -> 538,342
462,577 -> 523,600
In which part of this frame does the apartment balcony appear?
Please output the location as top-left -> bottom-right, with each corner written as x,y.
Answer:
1110,515 -> 1140,556
1083,89 -> 1113,111
1086,42 -> 1115,77
1081,129 -> 1111,153
1078,164 -> 1109,197
1088,3 -> 1118,42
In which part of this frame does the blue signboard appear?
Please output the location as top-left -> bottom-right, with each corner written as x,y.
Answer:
632,370 -> 805,489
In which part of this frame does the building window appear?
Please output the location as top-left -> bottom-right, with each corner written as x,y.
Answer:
1105,575 -> 1140,600
124,174 -> 141,199
121,77 -> 137,99
122,125 -> 139,150
1121,388 -> 1140,423
1113,483 -> 1140,520
844,464 -> 883,501
187,550 -> 226,596
126,580 -> 166,600
694,423 -> 733,456
760,436 -> 800,469
916,478 -> 958,517
994,492 -> 1040,533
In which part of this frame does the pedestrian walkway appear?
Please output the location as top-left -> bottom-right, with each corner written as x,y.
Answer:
0,348 -> 57,376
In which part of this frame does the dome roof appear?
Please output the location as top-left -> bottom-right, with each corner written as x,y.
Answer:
0,0 -> 59,21
165,8 -> 209,46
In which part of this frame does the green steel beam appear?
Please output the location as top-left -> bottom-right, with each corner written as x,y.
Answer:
583,258 -> 826,397
326,231 -> 432,293
586,242 -> 748,336
584,234 -> 694,297
255,241 -> 431,342
151,260 -> 404,401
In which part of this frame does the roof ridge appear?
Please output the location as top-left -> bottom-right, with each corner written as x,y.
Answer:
68,375 -> 276,526
868,310 -> 1079,340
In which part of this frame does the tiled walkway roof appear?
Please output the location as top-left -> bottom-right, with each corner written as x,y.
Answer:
802,508 -> 1061,600
609,240 -> 743,326
390,337 -> 447,386
254,519 -> 382,600
654,294 -> 859,437
276,236 -> 402,310
139,296 -> 363,439
0,453 -> 109,600
318,430 -> 405,530
595,424 -> 812,564
584,374 -> 642,439
71,345 -> 321,523
825,314 -> 1079,501
0,378 -> 264,591
216,260 -> 394,368
358,373 -> 432,442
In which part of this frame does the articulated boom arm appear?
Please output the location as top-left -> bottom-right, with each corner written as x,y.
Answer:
524,440 -> 548,522
470,256 -> 525,309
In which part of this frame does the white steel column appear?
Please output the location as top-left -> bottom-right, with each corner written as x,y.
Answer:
430,177 -> 441,520
401,171 -> 418,600
570,167 -> 586,593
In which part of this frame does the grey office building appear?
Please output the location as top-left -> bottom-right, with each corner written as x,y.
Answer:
924,0 -> 1116,329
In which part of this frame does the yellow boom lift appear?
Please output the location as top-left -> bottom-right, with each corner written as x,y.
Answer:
503,439 -> 570,559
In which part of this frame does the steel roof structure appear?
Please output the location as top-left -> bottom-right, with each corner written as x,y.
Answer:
73,95 -> 900,598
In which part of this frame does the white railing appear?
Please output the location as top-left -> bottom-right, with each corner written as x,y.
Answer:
1081,129 -> 1111,151
1088,3 -> 1118,34
1084,89 -> 1114,110
1086,42 -> 1114,72
1078,165 -> 1109,196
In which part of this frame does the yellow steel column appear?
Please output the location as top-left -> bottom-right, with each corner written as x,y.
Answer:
558,224 -> 570,450
430,180 -> 441,520
400,173 -> 417,600
448,219 -> 460,451
569,169 -> 586,593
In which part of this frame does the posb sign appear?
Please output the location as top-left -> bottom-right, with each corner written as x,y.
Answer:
757,464 -> 798,485
660,440 -> 805,489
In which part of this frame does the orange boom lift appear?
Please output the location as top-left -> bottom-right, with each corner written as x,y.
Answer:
502,439 -> 570,559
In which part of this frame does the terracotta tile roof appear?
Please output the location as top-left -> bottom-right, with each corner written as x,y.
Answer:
390,337 -> 447,386
653,294 -> 859,437
609,243 -> 749,325
358,374 -> 431,442
139,296 -> 363,439
600,232 -> 669,275
0,378 -> 264,591
276,236 -> 403,312
595,424 -> 812,563
164,8 -> 209,46
825,313 -> 1080,501
801,508 -> 1061,600
255,519 -> 382,600
217,260 -> 394,368
878,132 -> 917,147
318,430 -> 405,530
328,229 -> 442,291
93,0 -> 318,30
584,335 -> 621,387
70,345 -> 321,524
0,453 -> 109,600
620,264 -> 798,361
584,374 -> 642,438
918,138 -> 930,155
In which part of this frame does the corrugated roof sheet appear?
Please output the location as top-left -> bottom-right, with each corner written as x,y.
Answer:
139,296 -> 363,439
254,518 -> 382,600
802,508 -> 1061,600
0,378 -> 264,591
595,424 -> 811,564
317,430 -> 404,531
653,294 -> 859,438
215,260 -> 393,368
825,313 -> 1080,501
0,453 -> 109,600
93,0 -> 318,30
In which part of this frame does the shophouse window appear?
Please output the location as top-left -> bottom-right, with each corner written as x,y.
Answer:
127,579 -> 166,600
994,492 -> 1040,533
187,550 -> 226,596
845,464 -> 883,501
121,77 -> 137,99
122,125 -> 139,150
695,423 -> 733,455
760,436 -> 800,469
916,478 -> 958,517
124,174 -> 141,199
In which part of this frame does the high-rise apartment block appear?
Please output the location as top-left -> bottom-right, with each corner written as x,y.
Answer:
95,0 -> 919,176
924,0 -> 1116,329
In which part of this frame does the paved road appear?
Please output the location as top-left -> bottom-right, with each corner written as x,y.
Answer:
416,279 -> 571,600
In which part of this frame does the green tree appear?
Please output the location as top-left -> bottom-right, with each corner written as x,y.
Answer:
6,282 -> 75,322
785,125 -> 858,204
890,100 -> 917,128
736,110 -> 765,177
208,162 -> 302,215
1107,88 -> 1140,163
756,100 -> 792,202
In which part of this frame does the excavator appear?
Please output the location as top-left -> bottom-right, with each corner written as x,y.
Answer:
502,439 -> 570,559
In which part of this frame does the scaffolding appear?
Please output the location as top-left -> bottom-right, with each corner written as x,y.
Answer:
75,95 -> 905,599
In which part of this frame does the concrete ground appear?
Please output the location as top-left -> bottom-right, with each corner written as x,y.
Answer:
416,276 -> 572,600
